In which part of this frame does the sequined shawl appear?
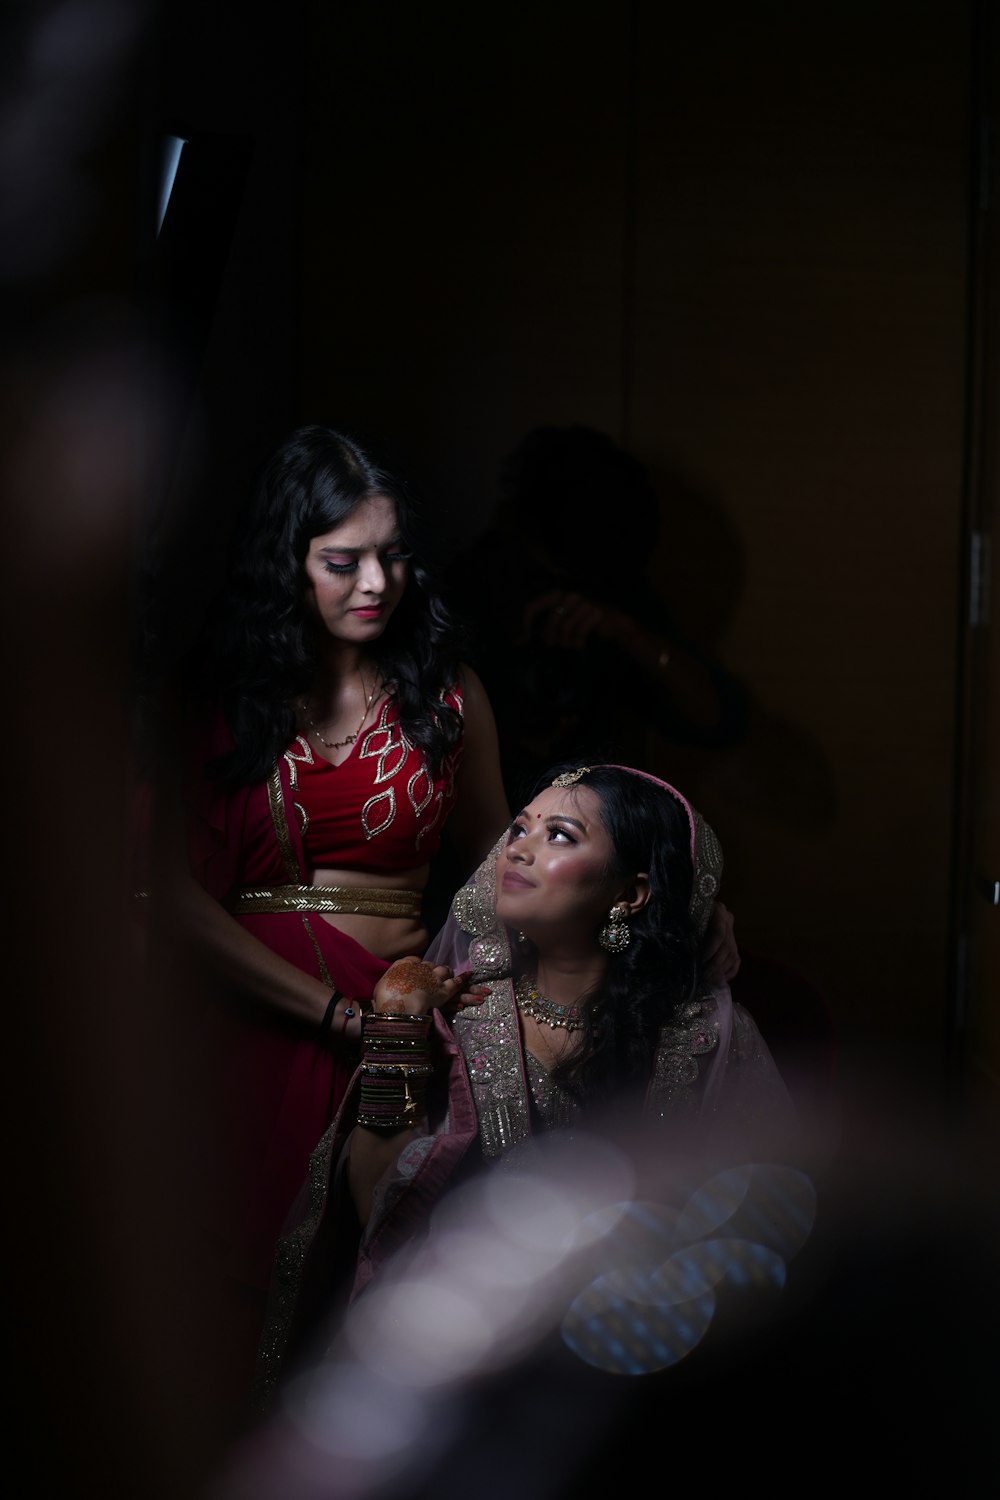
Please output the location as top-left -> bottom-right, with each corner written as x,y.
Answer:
426,804 -> 791,1158
254,781 -> 796,1407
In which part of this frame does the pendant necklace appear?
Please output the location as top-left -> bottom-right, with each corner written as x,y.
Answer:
301,667 -> 378,751
515,972 -> 586,1031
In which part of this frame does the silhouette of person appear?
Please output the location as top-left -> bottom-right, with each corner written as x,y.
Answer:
445,423 -> 750,811
442,425 -> 839,1104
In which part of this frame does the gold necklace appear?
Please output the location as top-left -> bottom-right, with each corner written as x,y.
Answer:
515,972 -> 586,1031
301,667 -> 378,751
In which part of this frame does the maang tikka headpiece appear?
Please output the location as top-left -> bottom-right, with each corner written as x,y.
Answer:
550,767 -> 590,787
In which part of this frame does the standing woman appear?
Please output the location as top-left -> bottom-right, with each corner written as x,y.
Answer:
141,424 -> 509,1426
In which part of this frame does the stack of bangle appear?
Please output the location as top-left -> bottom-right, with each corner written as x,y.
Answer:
357,1011 -> 434,1131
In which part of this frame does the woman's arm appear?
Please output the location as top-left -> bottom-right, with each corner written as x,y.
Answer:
171,869 -> 354,1028
520,588 -> 749,747
346,960 -> 482,1224
150,779 -> 359,1034
347,1113 -> 423,1227
446,665 -> 511,874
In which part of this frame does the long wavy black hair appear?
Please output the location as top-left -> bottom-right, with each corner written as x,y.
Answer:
522,762 -> 702,1111
198,425 -> 467,785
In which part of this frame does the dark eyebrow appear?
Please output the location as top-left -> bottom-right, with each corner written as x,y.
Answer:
316,534 -> 403,556
515,808 -> 588,834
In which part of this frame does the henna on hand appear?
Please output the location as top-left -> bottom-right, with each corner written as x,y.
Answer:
374,957 -> 444,1013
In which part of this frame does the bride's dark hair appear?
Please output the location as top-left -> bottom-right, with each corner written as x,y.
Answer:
527,762 -> 701,1109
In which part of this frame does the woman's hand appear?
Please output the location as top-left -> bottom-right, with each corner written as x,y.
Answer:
520,589 -> 624,651
701,900 -> 740,984
519,589 -> 666,669
373,957 -> 488,1016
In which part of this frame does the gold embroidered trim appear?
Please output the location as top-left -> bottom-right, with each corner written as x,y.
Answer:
230,884 -> 423,918
265,759 -> 333,985
267,760 -> 301,883
303,915 -> 334,987
253,1118 -> 339,1412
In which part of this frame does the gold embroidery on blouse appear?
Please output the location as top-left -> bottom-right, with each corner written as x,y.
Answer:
357,703 -> 407,838
353,689 -> 466,845
284,734 -> 314,784
359,700 -> 410,784
361,786 -> 397,840
407,763 -> 433,815
283,736 -> 315,837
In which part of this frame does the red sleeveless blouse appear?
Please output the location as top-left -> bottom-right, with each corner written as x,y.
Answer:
286,687 -> 464,873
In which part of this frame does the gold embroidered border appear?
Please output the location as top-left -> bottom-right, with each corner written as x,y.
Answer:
230,885 -> 423,919
266,758 -> 333,986
267,759 -> 301,882
253,1117 -> 340,1412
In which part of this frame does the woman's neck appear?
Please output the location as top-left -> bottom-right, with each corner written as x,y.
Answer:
312,639 -> 370,683
533,953 -> 606,1008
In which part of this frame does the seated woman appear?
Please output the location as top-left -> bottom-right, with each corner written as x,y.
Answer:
255,762 -> 795,1404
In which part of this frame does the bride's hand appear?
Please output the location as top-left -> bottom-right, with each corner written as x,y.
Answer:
439,969 -> 489,1018
373,958 -> 488,1016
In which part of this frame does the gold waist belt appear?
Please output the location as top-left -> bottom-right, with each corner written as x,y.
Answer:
230,884 -> 424,919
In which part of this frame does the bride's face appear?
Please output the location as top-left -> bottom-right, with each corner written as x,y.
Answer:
495,785 -> 622,942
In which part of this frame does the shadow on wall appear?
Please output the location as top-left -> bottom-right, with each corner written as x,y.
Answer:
444,423 -> 838,841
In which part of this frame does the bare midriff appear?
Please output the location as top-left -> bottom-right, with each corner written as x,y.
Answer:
311,864 -> 431,962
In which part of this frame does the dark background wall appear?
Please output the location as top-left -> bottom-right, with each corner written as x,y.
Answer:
149,0 -> 996,1098
3,3 -> 997,1496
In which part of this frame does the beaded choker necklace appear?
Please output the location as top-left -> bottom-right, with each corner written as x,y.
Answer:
515,972 -> 586,1032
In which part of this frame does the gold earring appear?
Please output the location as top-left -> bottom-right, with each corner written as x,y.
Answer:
599,903 -> 631,953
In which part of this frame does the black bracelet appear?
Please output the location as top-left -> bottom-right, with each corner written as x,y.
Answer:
319,991 -> 341,1034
